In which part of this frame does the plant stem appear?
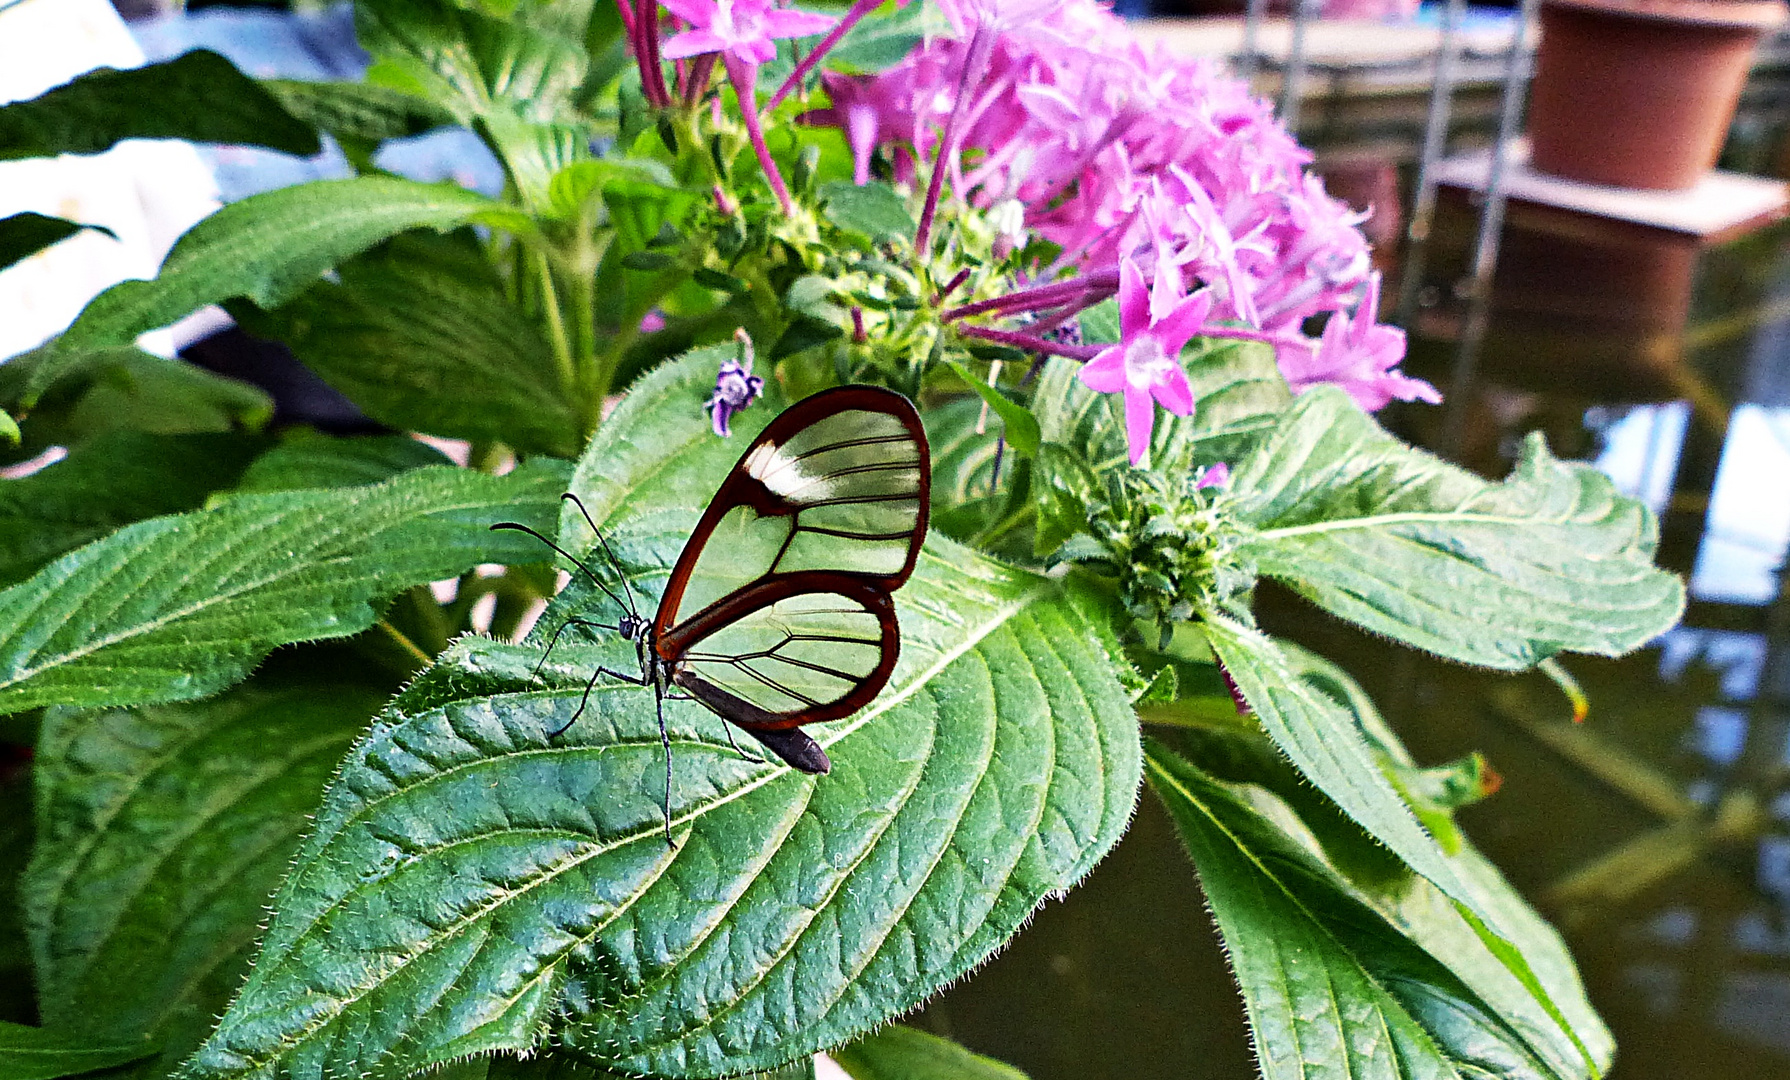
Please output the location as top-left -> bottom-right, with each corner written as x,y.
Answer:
767,0 -> 880,109
957,324 -> 1101,360
914,25 -> 993,257
377,619 -> 435,668
534,250 -> 578,393
726,55 -> 793,215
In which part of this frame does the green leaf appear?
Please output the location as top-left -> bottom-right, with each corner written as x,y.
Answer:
819,181 -> 916,243
0,1022 -> 155,1080
22,675 -> 386,1077
1146,742 -> 1602,1080
1201,617 -> 1601,1075
230,432 -> 452,495
0,51 -> 318,161
0,460 -> 568,716
1178,338 -> 1289,463
1030,442 -> 1097,558
182,350 -> 1143,1080
832,1026 -> 1028,1080
260,80 -> 453,145
0,348 -> 273,462
547,158 -> 679,222
232,231 -> 581,457
1232,387 -> 1685,669
942,359 -> 1041,457
55,177 -> 512,354
0,432 -> 265,589
356,0 -> 588,126
0,214 -> 115,273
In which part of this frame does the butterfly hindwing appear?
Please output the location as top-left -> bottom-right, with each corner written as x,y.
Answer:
666,575 -> 898,730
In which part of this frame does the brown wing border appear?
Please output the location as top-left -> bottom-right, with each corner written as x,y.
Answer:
653,384 -> 930,645
664,573 -> 900,731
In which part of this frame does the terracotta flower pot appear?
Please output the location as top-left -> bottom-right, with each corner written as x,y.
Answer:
1528,0 -> 1788,191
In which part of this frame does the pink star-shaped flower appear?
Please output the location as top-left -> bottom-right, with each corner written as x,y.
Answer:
659,0 -> 836,65
1078,257 -> 1211,466
1278,273 -> 1440,411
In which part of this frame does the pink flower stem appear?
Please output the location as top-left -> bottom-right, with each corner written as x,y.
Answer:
683,54 -> 717,105
767,0 -> 881,110
726,55 -> 794,215
933,268 -> 972,305
957,324 -> 1101,361
613,0 -> 636,36
914,25 -> 994,257
944,269 -> 1119,321
634,0 -> 672,106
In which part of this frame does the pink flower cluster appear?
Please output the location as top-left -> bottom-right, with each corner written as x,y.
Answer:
808,0 -> 1438,436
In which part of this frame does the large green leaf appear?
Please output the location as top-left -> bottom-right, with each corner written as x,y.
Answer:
181,352 -> 1142,1080
356,0 -> 588,126
232,231 -> 581,456
0,51 -> 318,161
0,432 -> 265,589
1146,743 -> 1598,1080
260,80 -> 453,146
21,676 -> 384,1077
0,349 -> 270,439
0,1022 -> 154,1080
0,461 -> 567,716
1230,387 -> 1684,669
0,214 -> 114,274
1201,618 -> 1598,1075
53,177 -> 513,356
831,1026 -> 1028,1080
229,432 -> 452,496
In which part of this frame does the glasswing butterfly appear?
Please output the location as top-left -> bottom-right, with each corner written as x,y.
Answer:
494,384 -> 930,841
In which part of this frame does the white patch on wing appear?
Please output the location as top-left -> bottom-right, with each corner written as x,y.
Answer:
745,441 -> 828,502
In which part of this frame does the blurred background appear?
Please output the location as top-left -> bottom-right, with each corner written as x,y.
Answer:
1,0 -> 1788,1076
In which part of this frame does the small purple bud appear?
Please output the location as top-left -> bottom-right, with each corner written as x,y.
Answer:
1196,462 -> 1229,489
705,328 -> 764,437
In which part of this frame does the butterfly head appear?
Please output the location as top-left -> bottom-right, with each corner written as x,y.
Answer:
618,612 -> 650,643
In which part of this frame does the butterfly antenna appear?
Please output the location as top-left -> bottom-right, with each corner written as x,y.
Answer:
562,493 -> 641,620
490,522 -> 632,616
656,687 -> 676,848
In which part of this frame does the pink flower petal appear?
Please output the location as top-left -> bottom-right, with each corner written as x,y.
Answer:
763,8 -> 839,38
661,28 -> 727,58
1150,288 -> 1212,358
1124,386 -> 1155,465
1078,346 -> 1127,394
1151,365 -> 1194,416
657,0 -> 714,25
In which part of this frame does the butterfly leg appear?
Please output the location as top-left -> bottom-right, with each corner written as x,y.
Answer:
656,687 -> 676,849
719,723 -> 765,765
533,616 -> 618,681
547,664 -> 646,739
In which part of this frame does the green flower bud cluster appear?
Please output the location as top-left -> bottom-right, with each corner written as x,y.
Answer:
1053,467 -> 1252,648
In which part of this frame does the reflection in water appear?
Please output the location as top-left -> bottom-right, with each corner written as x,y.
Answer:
916,172 -> 1790,1075
1693,406 -> 1790,605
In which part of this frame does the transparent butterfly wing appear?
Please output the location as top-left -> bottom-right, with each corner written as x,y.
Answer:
653,385 -> 929,638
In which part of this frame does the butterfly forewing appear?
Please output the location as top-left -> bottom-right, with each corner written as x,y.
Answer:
654,386 -> 929,638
